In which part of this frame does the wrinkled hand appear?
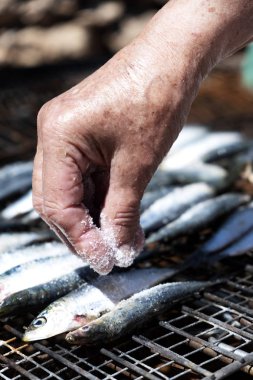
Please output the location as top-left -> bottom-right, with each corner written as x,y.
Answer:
33,0 -> 252,275
33,41 -> 195,274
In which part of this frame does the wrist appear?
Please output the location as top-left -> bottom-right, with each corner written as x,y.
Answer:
131,0 -> 253,91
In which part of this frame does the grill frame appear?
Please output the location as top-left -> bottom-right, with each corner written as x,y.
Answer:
1,258 -> 253,380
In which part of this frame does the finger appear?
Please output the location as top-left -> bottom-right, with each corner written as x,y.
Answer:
33,115 -> 75,250
42,139 -> 115,274
98,151 -> 149,268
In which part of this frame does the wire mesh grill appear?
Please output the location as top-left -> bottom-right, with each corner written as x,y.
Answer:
0,259 -> 253,380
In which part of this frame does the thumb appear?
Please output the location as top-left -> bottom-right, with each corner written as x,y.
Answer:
100,157 -> 146,267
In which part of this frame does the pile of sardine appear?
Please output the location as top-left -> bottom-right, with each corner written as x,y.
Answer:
0,125 -> 253,345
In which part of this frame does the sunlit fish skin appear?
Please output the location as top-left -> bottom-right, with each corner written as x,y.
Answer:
140,187 -> 175,213
146,193 -> 250,244
65,281 -> 212,345
0,266 -> 93,317
1,190 -> 33,219
169,125 -> 209,154
23,267 -> 175,341
162,163 -> 228,189
0,161 -> 33,201
0,254 -> 85,301
141,183 -> 214,233
160,132 -> 244,170
198,202 -> 253,255
0,232 -> 49,254
0,241 -> 70,275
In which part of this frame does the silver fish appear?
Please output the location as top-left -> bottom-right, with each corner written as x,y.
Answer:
0,232 -> 50,254
0,254 -> 85,301
199,202 -> 253,255
0,241 -> 70,275
23,267 -> 176,341
141,183 -> 214,233
140,187 -> 175,213
0,266 -> 93,317
65,280 -> 213,345
0,161 -> 33,201
161,132 -> 244,170
146,193 -> 250,244
209,229 -> 253,261
169,125 -> 209,154
1,189 -> 33,219
161,162 -> 229,189
146,170 -> 174,192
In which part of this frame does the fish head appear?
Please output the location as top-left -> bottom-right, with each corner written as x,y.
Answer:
66,320 -> 105,345
23,302 -> 75,342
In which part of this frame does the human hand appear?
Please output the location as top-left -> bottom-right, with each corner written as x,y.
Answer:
33,0 -> 253,275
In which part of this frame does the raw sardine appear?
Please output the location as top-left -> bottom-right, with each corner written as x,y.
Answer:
161,132 -> 244,170
209,229 -> 253,261
1,190 -> 33,219
141,183 -> 214,233
161,163 -> 228,189
0,161 -> 33,201
0,241 -> 70,275
146,193 -> 250,244
199,203 -> 253,255
0,254 -> 85,301
0,266 -> 94,317
140,187 -> 175,213
65,281 -> 214,345
146,170 -> 173,192
169,125 -> 209,154
0,232 -> 50,254
23,267 -> 177,341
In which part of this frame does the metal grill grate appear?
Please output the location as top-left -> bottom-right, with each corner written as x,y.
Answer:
1,259 -> 253,380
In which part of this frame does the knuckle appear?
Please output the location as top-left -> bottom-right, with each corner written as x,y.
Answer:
37,98 -> 67,134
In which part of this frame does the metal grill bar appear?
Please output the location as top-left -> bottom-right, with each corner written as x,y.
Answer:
0,352 -> 39,380
134,335 -> 213,377
202,353 -> 253,380
160,322 -> 241,361
4,325 -> 99,380
101,348 -> 161,380
204,292 -> 253,318
1,261 -> 253,379
183,306 -> 253,340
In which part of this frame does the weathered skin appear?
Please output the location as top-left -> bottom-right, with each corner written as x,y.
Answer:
33,0 -> 253,274
65,281 -> 213,345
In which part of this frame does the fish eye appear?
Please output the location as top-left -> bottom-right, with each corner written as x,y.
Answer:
81,325 -> 90,332
32,317 -> 47,327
